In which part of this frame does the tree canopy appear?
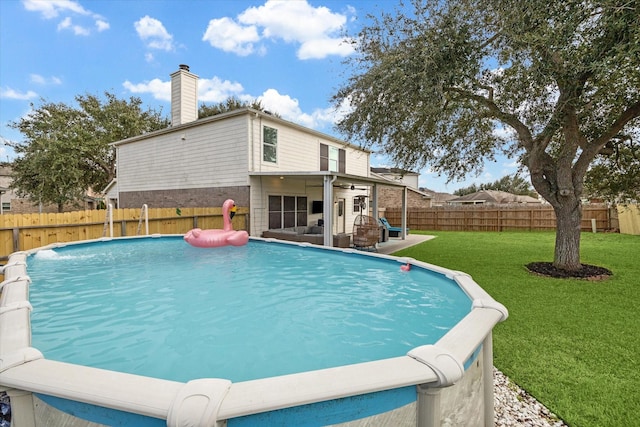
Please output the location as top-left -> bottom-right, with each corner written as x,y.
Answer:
334,0 -> 639,271
198,97 -> 275,119
8,92 -> 168,212
454,174 -> 537,197
584,129 -> 640,203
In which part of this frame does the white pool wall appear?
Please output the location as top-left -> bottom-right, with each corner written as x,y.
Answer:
0,236 -> 507,427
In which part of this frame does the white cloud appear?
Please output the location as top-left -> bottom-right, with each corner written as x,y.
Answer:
298,37 -> 354,60
95,19 -> 109,32
135,16 -> 174,51
503,160 -> 520,168
123,75 -> 245,103
22,0 -> 90,19
23,0 -> 109,36
0,87 -> 38,100
57,17 -> 90,35
202,0 -> 354,59
198,77 -> 246,103
256,89 -> 312,126
202,17 -> 260,56
30,74 -> 62,85
123,78 -> 171,101
492,125 -> 514,140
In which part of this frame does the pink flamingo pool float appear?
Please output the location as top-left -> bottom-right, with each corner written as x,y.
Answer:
184,199 -> 249,248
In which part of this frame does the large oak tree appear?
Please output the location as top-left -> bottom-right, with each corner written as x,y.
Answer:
333,0 -> 639,271
9,92 -> 168,212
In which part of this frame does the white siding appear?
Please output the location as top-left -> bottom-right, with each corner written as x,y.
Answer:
249,117 -> 370,176
117,116 -> 249,192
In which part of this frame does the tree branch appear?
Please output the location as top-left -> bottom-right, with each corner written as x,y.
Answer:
574,100 -> 640,180
445,86 -> 534,149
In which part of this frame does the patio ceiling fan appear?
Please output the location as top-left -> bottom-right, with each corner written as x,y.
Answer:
334,183 -> 368,191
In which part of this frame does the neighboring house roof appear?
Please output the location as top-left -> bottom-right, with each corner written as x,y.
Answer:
448,189 -> 541,205
420,188 -> 456,205
102,178 -> 117,197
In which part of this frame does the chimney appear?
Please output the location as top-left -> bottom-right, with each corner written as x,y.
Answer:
170,64 -> 198,126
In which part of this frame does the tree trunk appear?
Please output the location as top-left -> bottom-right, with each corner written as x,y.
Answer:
552,199 -> 583,271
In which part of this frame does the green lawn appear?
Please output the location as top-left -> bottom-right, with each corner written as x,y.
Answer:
392,231 -> 639,427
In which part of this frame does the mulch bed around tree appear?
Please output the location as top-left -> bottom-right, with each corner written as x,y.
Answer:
526,262 -> 612,280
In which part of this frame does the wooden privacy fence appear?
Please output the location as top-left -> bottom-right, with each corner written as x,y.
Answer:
617,205 -> 640,235
0,207 -> 249,261
384,205 -> 613,232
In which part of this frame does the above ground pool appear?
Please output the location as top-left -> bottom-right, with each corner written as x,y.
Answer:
0,235 -> 507,427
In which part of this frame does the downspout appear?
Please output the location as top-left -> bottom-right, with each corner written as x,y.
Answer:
371,184 -> 378,220
250,111 -> 258,172
323,175 -> 337,246
115,147 -> 120,209
401,186 -> 407,240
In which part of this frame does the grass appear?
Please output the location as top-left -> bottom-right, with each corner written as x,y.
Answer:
392,231 -> 639,427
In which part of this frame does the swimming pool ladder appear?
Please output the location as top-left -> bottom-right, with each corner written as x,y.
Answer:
136,204 -> 149,235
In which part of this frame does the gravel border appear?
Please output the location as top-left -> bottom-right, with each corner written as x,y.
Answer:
494,368 -> 567,426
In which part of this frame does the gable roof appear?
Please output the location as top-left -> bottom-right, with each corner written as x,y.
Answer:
370,167 -> 418,176
448,189 -> 540,204
370,171 -> 431,197
421,188 -> 457,204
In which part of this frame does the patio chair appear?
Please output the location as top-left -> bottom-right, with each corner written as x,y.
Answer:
379,217 -> 409,238
352,214 -> 379,251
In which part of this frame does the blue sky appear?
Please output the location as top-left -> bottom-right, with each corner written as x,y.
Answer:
0,0 -> 519,193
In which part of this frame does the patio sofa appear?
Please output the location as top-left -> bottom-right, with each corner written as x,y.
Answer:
261,226 -> 350,247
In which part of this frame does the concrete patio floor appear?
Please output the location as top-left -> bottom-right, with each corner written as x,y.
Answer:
375,234 -> 435,255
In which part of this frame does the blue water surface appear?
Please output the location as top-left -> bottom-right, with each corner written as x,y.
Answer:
28,237 -> 471,383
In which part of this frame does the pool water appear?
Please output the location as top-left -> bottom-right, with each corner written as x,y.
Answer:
28,237 -> 471,383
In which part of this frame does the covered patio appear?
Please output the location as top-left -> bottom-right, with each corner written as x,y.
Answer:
250,171 -> 409,248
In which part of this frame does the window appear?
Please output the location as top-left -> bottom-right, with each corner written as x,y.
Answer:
1,203 -> 9,212
263,126 -> 277,163
353,196 -> 366,213
268,195 -> 307,229
320,143 -> 345,173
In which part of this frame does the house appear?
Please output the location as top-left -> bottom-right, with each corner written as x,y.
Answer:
109,65 -> 409,246
370,167 -> 433,214
0,164 -> 101,214
420,188 -> 457,207
447,189 -> 541,205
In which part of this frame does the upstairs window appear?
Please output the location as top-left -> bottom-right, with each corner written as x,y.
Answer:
320,143 -> 345,173
263,126 -> 277,163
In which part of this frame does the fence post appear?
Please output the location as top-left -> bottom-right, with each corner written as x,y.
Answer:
530,209 -> 534,231
12,228 -> 19,253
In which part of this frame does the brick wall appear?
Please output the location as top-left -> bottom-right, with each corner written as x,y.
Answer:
377,187 -> 431,211
119,186 -> 250,208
